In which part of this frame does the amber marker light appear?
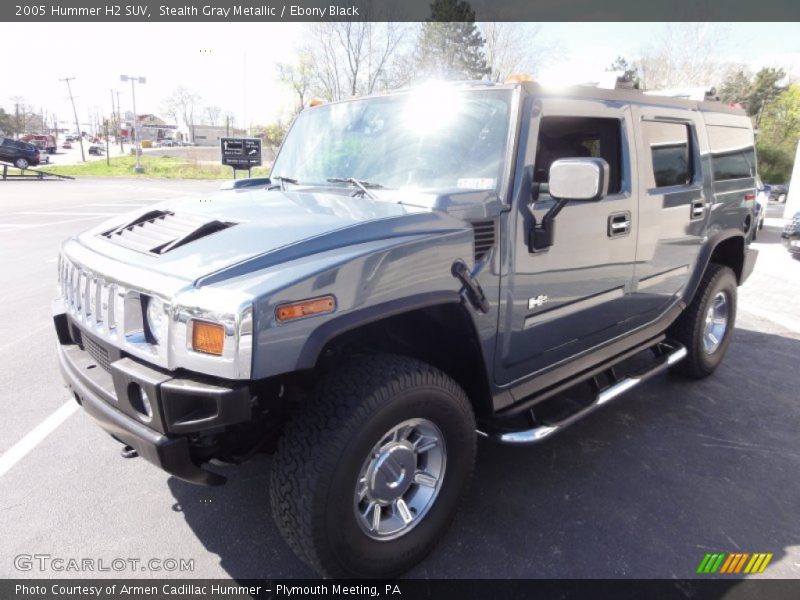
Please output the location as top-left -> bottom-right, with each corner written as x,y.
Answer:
191,320 -> 225,355
276,295 -> 336,323
504,74 -> 534,84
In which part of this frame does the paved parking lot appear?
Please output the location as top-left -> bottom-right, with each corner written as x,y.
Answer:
0,178 -> 798,579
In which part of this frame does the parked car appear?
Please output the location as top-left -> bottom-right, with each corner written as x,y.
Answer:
158,139 -> 176,147
781,212 -> 800,257
31,142 -> 50,164
54,81 -> 758,578
88,145 -> 104,156
770,184 -> 789,203
0,136 -> 40,169
754,178 -> 769,236
62,141 -> 72,149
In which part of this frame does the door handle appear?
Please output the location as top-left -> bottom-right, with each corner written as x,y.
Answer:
691,200 -> 705,219
608,212 -> 631,237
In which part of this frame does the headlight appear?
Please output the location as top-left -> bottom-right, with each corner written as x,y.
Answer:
145,296 -> 165,343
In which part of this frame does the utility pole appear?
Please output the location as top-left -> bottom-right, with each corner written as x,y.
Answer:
114,90 -> 124,153
60,77 -> 86,162
121,75 -> 146,173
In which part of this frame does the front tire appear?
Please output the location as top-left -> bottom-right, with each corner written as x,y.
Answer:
669,263 -> 737,378
270,354 -> 476,578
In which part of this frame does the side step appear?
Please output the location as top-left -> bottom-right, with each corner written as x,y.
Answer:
490,341 -> 687,444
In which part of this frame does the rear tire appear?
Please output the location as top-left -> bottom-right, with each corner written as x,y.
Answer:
15,158 -> 29,169
669,263 -> 737,378
269,354 -> 476,578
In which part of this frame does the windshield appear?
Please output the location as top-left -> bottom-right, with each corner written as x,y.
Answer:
271,87 -> 514,193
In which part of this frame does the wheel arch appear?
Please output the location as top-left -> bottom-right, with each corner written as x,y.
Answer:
297,293 -> 494,419
684,231 -> 745,305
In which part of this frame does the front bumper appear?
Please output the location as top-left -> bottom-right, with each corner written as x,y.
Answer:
54,309 -> 252,486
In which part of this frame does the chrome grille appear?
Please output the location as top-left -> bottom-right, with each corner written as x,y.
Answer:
59,257 -> 120,335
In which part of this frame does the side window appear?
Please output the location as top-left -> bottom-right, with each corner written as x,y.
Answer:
534,116 -> 623,195
707,125 -> 755,181
642,121 -> 692,187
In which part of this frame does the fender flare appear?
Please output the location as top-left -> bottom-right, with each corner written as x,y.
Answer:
682,229 -> 745,304
295,290 -> 463,370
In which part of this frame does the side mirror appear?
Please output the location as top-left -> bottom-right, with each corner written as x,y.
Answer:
548,157 -> 609,202
529,157 -> 610,252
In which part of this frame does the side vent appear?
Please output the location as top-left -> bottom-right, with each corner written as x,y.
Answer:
472,220 -> 496,262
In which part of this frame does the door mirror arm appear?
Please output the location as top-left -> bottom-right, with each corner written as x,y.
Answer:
527,157 -> 609,252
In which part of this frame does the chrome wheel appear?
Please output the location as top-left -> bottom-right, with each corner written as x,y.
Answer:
354,418 -> 446,541
702,291 -> 729,354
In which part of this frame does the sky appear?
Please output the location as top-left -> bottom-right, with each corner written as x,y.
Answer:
3,21 -> 799,133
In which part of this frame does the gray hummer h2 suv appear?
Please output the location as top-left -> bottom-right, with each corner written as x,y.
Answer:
54,81 -> 758,577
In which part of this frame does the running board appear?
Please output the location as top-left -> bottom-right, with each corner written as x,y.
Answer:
489,341 -> 687,444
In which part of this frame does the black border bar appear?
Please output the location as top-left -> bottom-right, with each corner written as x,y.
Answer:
5,579 -> 800,600
3,0 -> 800,22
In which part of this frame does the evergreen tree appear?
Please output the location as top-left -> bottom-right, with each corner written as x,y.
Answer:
417,0 -> 490,80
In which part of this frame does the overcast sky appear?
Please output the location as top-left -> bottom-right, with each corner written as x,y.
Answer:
3,22 -> 799,131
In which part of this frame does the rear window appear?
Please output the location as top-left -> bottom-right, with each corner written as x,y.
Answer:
642,121 -> 692,187
707,125 -> 755,181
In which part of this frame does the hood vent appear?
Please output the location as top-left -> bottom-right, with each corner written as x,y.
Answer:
100,210 -> 236,255
472,220 -> 495,262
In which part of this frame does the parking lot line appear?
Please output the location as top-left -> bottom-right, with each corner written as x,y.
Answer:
0,216 -> 117,230
15,211 -> 120,217
0,400 -> 78,478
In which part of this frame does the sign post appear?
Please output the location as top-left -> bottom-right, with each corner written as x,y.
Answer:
220,137 -> 262,179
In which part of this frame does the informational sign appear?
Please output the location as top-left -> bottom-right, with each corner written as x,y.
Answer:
221,137 -> 262,169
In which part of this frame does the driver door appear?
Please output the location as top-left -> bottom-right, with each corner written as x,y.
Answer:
495,99 -> 638,387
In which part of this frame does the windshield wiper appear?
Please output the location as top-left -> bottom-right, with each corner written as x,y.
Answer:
272,176 -> 298,191
327,177 -> 383,200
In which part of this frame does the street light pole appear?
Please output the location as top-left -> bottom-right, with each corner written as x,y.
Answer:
120,74 -> 146,174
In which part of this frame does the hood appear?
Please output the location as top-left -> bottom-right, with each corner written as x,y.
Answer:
75,187 -> 496,285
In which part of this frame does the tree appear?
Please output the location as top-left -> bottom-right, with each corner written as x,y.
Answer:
749,67 -> 786,126
416,0 -> 489,80
299,22 -> 411,101
0,107 -> 18,137
277,53 -> 314,114
607,56 -> 641,89
163,87 -> 201,143
204,105 -> 222,126
638,23 -> 722,90
480,23 -> 545,83
757,84 -> 800,183
719,69 -> 753,108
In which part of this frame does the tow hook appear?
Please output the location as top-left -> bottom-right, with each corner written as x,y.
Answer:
120,445 -> 138,459
452,260 -> 489,313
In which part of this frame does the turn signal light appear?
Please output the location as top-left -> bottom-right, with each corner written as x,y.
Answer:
276,295 -> 336,323
505,74 -> 534,84
307,98 -> 326,108
191,320 -> 225,355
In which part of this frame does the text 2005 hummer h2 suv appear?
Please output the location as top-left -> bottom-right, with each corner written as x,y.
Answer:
54,81 -> 758,577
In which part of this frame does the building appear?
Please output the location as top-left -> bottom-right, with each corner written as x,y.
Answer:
192,125 -> 247,147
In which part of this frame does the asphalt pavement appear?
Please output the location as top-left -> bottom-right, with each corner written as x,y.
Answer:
0,179 -> 798,579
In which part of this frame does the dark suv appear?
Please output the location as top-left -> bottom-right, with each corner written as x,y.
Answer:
0,137 -> 41,169
54,81 -> 758,578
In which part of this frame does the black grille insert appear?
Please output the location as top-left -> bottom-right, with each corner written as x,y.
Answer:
84,334 -> 111,372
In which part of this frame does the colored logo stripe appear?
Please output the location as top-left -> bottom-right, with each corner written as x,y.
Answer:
697,552 -> 773,574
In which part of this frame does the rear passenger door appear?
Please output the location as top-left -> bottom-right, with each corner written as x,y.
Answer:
627,109 -> 707,324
